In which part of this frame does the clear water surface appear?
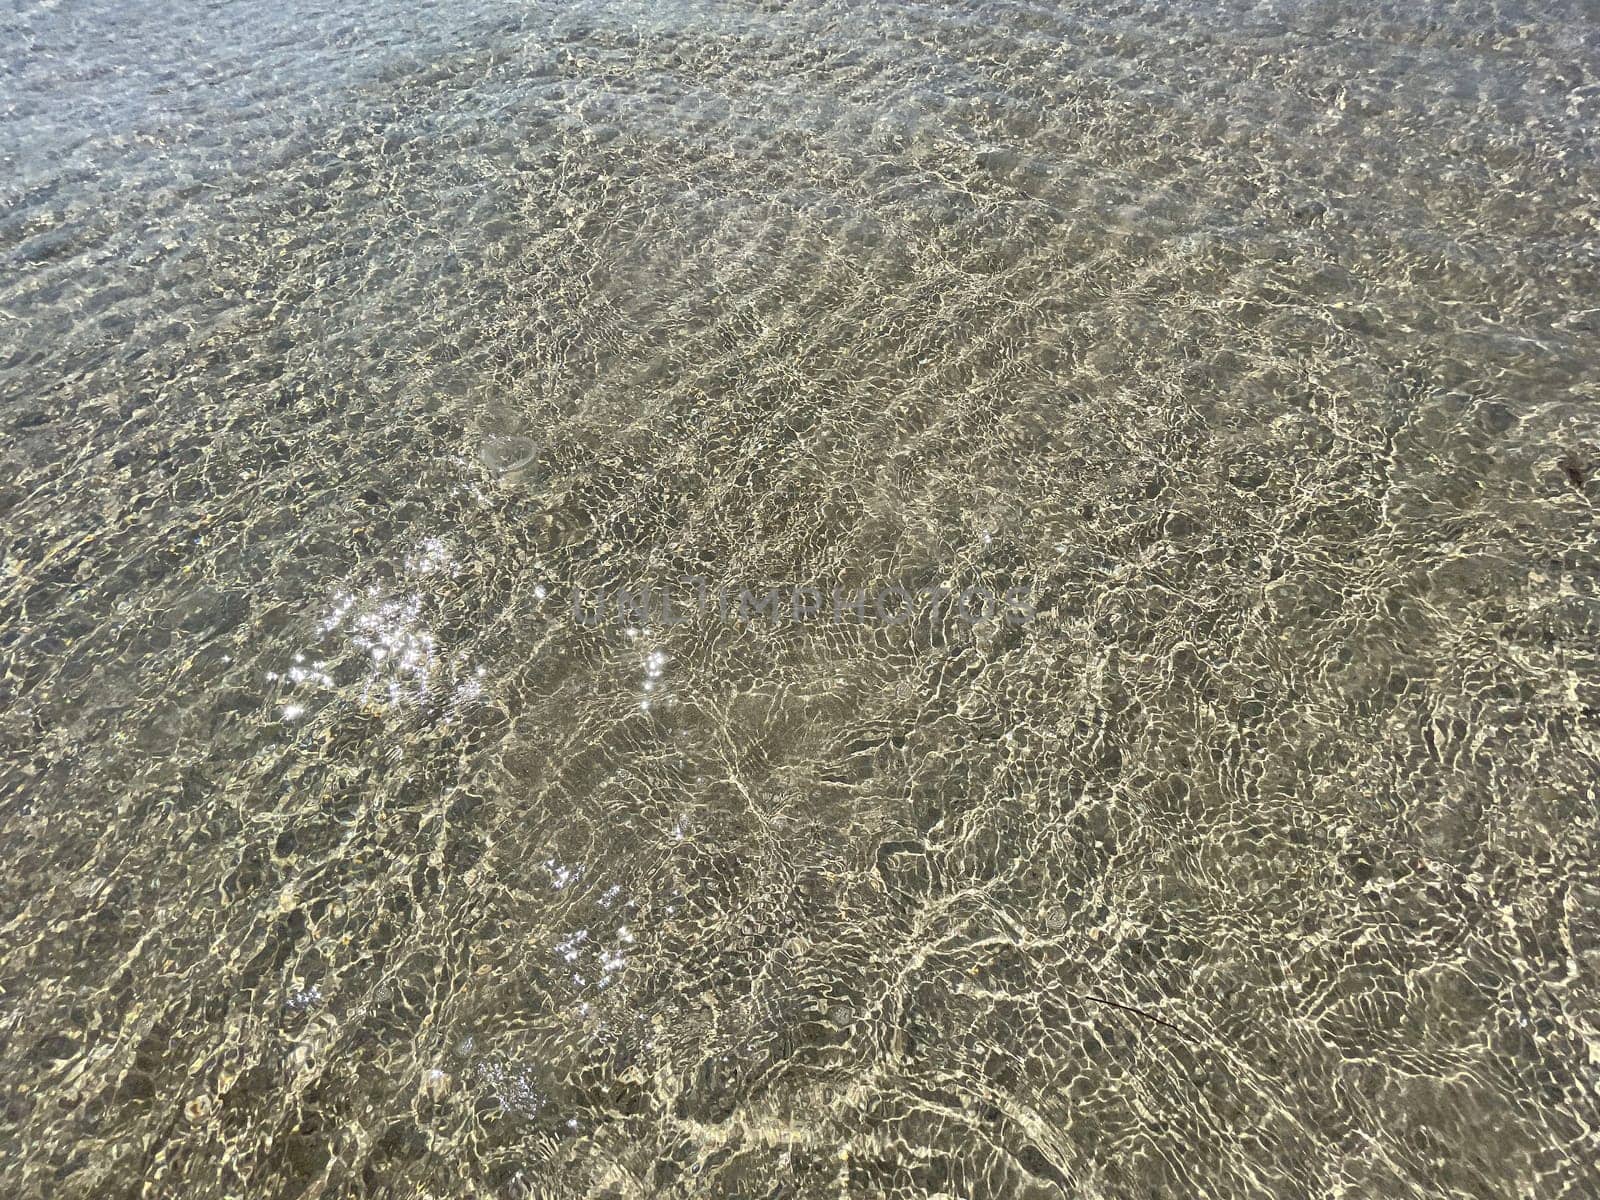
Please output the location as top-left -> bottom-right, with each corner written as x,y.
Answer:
3,1 -> 1599,1197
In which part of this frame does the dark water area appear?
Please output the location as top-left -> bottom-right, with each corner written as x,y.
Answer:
3,1 -> 1599,1196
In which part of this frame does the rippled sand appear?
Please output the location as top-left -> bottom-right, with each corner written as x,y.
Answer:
3,1 -> 1600,1196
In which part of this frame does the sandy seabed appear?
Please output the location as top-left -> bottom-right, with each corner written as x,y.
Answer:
2,1 -> 1599,1197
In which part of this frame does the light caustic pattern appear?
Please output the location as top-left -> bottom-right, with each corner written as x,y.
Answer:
1,0 -> 1599,1197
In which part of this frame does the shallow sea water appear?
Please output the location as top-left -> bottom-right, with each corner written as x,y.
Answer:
4,1 -> 1600,1196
